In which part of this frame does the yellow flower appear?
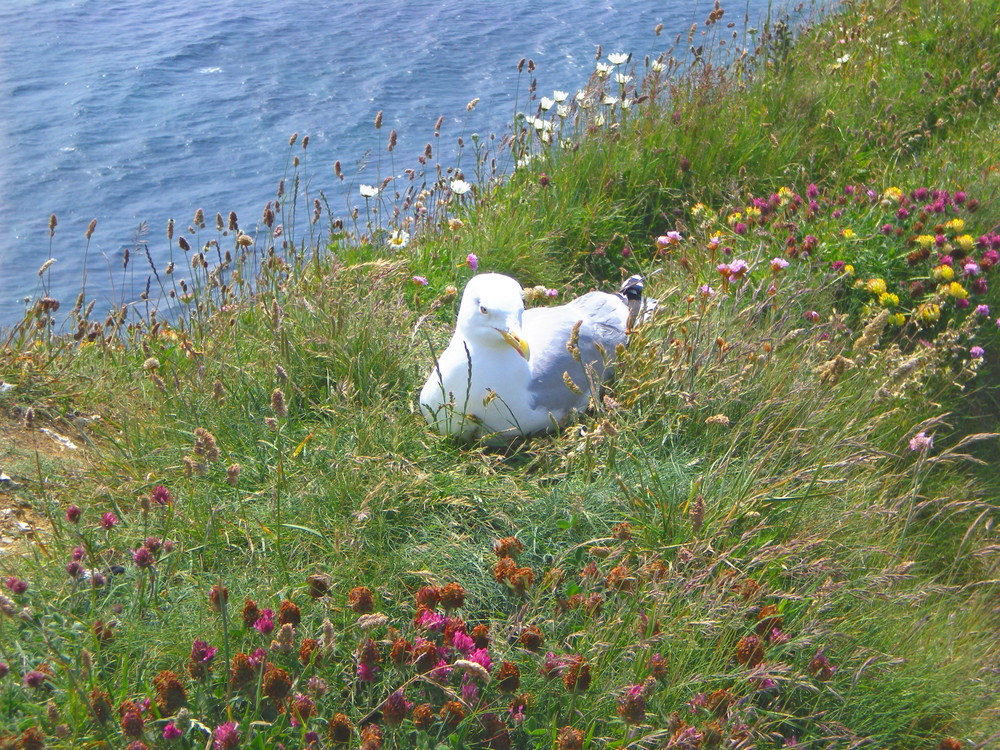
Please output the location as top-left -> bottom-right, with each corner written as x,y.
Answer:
955,234 -> 974,253
889,313 -> 907,326
691,202 -> 708,217
842,228 -> 855,239
882,186 -> 904,203
915,235 -> 936,249
946,218 -> 965,233
945,281 -> 968,299
932,265 -> 955,281
726,211 -> 743,226
878,292 -> 899,307
843,264 -> 855,276
865,278 -> 887,295
777,186 -> 794,205
916,302 -> 941,324
744,205 -> 762,221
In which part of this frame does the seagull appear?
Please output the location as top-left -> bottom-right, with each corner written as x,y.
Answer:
419,272 -> 647,442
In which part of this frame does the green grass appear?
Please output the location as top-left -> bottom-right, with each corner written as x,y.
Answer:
0,0 -> 998,747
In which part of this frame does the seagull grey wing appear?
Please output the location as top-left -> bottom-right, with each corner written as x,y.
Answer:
522,292 -> 630,422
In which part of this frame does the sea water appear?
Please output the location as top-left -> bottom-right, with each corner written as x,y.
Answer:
0,0 -> 787,326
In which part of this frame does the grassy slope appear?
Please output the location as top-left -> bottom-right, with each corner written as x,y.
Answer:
0,0 -> 998,748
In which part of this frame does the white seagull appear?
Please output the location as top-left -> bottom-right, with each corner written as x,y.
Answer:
419,273 -> 646,443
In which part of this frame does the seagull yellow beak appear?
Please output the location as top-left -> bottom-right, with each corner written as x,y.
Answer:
498,327 -> 530,360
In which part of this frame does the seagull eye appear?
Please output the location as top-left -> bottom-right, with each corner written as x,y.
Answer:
479,305 -> 489,315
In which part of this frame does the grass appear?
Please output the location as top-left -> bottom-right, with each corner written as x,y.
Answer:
0,0 -> 998,747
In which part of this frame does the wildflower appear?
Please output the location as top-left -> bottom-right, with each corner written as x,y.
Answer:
699,284 -> 716,298
381,689 -> 412,727
291,693 -> 316,727
916,234 -> 936,249
4,577 -> 27,595
348,586 -> 375,613
466,253 -> 479,271
519,625 -> 544,650
441,581 -> 467,610
617,683 -> 647,724
878,292 -> 899,307
359,185 -> 379,198
241,599 -> 260,628
608,52 -> 629,64
209,584 -> 228,613
99,512 -> 119,530
770,257 -> 789,273
808,648 -> 836,680
213,721 -> 239,750
66,505 -> 82,523
970,346 -> 985,359
557,726 -> 585,750
975,304 -> 990,317
451,179 -> 472,195
253,609 -> 275,634
448,218 -> 464,231
328,713 -> 353,744
562,656 -> 591,692
163,722 -> 183,740
440,700 -> 466,729
933,265 -> 955,281
539,96 -> 554,111
188,640 -> 218,679
154,670 -> 187,714
23,669 -> 48,688
736,635 -> 765,667
909,431 -> 933,452
388,230 -> 410,249
889,313 -> 907,326
0,661 -> 7,678
964,261 -> 980,276
412,275 -> 428,286
278,599 -> 301,626
132,546 -> 155,569
149,485 -> 172,506
956,234 -> 975,253
916,302 -> 941,324
262,663 -> 292,701
804,310 -> 821,323
120,702 -> 145,737
865,278 -> 887,295
945,281 -> 968,299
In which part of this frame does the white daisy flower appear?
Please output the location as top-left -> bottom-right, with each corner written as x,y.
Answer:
359,184 -> 379,198
540,96 -> 554,111
607,52 -> 629,65
556,104 -> 570,118
388,230 -> 410,248
602,94 -> 619,106
450,179 -> 472,195
651,59 -> 666,72
615,73 -> 632,85
552,90 -> 569,103
595,63 -> 613,78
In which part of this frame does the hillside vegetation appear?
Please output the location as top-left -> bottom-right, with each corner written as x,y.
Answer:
1,0 -> 998,748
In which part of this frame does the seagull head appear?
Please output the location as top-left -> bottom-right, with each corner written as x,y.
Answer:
456,273 -> 530,360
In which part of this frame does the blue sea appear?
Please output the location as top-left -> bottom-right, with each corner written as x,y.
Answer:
0,0 -> 787,326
